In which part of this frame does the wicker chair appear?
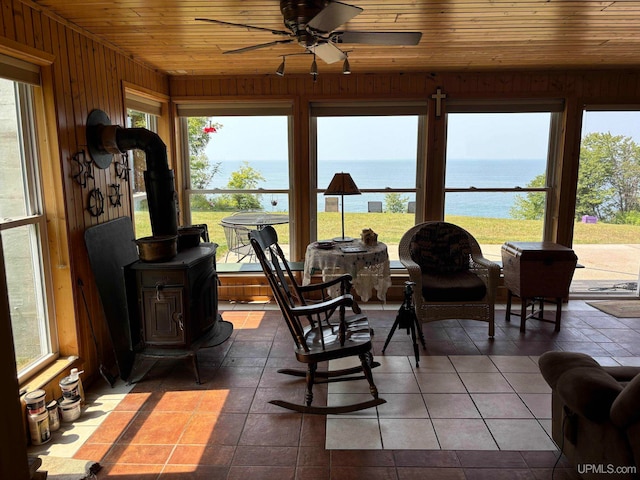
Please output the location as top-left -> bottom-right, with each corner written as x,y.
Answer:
399,221 -> 500,337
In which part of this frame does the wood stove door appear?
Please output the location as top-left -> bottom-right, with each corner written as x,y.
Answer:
142,286 -> 186,346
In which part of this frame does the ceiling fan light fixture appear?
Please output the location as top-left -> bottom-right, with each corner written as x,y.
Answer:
342,56 -> 351,75
276,57 -> 286,76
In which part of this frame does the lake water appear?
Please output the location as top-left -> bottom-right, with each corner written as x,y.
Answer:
206,158 -> 546,218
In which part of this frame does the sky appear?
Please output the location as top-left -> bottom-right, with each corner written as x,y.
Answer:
204,111 -> 640,162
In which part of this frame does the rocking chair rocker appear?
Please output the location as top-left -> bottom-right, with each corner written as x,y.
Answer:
249,226 -> 386,414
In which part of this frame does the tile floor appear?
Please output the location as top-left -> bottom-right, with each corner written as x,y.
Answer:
27,300 -> 640,479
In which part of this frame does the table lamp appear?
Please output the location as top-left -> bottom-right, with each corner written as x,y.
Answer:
324,172 -> 361,242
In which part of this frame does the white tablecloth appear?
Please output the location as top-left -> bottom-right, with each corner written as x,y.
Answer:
302,241 -> 392,302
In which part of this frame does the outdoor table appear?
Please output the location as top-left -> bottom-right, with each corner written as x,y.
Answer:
220,212 -> 289,229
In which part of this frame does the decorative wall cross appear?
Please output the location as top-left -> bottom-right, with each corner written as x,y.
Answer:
431,87 -> 447,117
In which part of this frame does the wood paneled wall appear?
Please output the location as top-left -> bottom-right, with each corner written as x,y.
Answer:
0,0 -> 169,396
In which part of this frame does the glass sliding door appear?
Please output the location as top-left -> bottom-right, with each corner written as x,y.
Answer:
572,110 -> 640,296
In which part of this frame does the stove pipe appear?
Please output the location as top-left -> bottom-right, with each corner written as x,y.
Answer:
87,110 -> 178,237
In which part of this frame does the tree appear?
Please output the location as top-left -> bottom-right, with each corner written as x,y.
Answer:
188,118 -> 222,210
217,161 -> 266,210
384,193 -> 409,213
576,132 -> 639,221
509,174 -> 546,220
510,132 -> 640,223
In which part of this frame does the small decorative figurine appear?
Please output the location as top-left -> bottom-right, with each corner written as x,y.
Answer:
361,228 -> 378,246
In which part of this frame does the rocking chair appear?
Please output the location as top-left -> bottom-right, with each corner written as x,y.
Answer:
249,226 -> 386,414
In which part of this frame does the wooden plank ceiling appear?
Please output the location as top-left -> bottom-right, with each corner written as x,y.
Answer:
29,0 -> 640,76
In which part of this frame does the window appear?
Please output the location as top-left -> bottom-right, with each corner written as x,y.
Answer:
311,103 -> 426,259
0,66 -> 56,377
177,103 -> 292,263
444,101 -> 562,262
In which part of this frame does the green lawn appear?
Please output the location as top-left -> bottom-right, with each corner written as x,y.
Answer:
134,210 -> 640,261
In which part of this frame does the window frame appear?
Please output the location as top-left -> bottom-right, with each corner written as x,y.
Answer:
309,101 -> 428,242
443,99 -> 564,240
176,101 -> 295,249
0,79 -> 58,381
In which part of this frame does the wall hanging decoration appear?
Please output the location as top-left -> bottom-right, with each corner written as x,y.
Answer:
87,188 -> 105,217
114,152 -> 130,182
71,150 -> 93,188
108,184 -> 122,207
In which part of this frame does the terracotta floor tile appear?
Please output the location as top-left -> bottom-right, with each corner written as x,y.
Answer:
179,412 -> 246,445
450,355 -> 499,373
329,466 -> 398,480
159,465 -> 229,479
117,411 -> 192,444
295,466 -> 331,480
238,413 -> 302,447
86,411 -> 138,444
299,414 -> 327,447
397,467 -> 466,480
232,445 -> 298,466
103,443 -> 174,464
97,462 -> 164,478
167,444 -> 235,465
226,465 -> 295,480
393,450 -> 460,467
143,389 -> 205,411
456,450 -> 527,468
113,391 -> 153,411
73,442 -> 113,462
196,387 -> 256,413
330,449 -> 396,467
377,393 -> 429,418
297,445 -> 331,466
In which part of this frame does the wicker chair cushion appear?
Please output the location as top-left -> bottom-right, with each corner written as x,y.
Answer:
420,270 -> 487,302
409,223 -> 472,274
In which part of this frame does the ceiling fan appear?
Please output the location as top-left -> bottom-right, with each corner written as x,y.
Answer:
196,0 -> 422,70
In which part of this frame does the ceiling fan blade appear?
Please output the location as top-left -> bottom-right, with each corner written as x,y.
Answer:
307,1 -> 363,33
313,42 -> 346,64
224,39 -> 295,55
333,31 -> 423,46
195,18 -> 291,36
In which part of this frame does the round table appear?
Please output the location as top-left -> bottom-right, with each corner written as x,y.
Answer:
221,212 -> 289,229
303,240 -> 391,302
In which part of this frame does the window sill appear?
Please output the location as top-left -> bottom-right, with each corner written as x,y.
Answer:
19,355 -> 82,398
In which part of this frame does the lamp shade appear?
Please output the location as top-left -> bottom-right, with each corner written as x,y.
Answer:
324,172 -> 360,196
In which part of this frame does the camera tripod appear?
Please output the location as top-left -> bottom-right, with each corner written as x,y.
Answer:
382,281 -> 426,366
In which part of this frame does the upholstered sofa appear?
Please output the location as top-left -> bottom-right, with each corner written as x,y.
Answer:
539,351 -> 640,479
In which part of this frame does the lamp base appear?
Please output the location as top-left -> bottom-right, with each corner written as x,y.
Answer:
333,236 -> 355,243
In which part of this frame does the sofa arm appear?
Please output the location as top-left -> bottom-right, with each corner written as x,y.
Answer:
556,366 -> 624,422
611,372 -> 640,429
539,351 -> 601,389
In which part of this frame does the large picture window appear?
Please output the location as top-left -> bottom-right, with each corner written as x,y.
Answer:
177,103 -> 292,263
0,71 -> 56,378
444,101 -> 562,263
311,103 -> 426,259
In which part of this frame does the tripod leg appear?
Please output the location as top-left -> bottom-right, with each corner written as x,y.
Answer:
409,321 -> 420,367
382,314 -> 401,354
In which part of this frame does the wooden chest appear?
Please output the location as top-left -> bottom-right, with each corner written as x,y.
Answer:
501,242 -> 577,298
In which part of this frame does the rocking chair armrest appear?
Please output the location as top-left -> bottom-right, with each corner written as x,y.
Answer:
298,274 -> 353,292
290,294 -> 355,316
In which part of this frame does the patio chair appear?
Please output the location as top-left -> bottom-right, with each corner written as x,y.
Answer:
399,221 -> 500,337
249,226 -> 385,414
220,221 -> 255,262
